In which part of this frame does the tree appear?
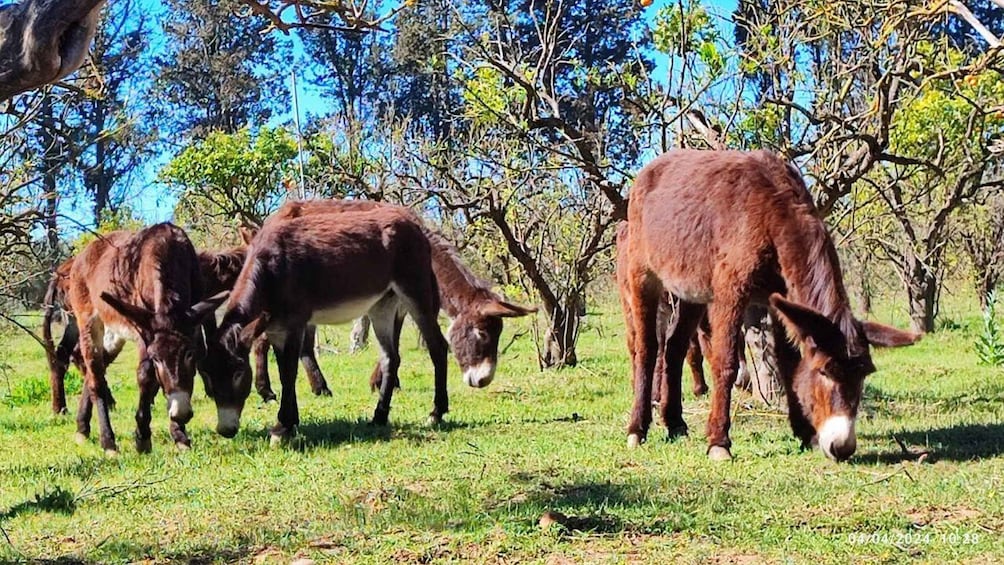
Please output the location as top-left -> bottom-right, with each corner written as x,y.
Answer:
0,0 -> 104,100
154,0 -> 288,140
160,127 -> 299,244
407,0 -> 654,367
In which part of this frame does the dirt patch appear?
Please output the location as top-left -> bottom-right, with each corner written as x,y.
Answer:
905,506 -> 984,527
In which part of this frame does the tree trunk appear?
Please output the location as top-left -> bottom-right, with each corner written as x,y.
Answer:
542,293 -> 582,368
740,305 -> 785,408
349,316 -> 370,353
38,94 -> 61,257
906,255 -> 938,334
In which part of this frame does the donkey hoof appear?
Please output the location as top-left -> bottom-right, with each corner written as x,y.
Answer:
260,393 -> 277,403
315,387 -> 333,397
175,441 -> 191,452
692,385 -> 708,397
627,433 -> 643,449
708,446 -> 733,461
135,437 -> 152,453
104,448 -> 120,458
667,424 -> 689,440
426,415 -> 443,428
269,428 -> 294,448
74,432 -> 89,446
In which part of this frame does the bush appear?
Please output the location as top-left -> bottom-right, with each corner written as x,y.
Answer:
975,290 -> 1004,368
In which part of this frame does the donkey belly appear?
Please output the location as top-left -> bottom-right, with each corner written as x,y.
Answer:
309,292 -> 388,326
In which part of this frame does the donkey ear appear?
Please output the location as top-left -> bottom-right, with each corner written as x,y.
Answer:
238,313 -> 270,347
480,299 -> 538,318
861,320 -> 921,348
188,291 -> 230,325
100,292 -> 154,337
768,293 -> 846,355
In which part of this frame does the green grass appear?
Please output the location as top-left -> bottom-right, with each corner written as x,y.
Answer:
1,300 -> 1003,564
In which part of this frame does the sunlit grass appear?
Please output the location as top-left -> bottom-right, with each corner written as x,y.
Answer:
1,295 -> 1002,563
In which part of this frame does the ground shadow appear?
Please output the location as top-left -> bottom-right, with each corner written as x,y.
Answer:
860,423 -> 1004,464
0,486 -> 76,521
495,476 -> 692,535
259,416 -> 483,451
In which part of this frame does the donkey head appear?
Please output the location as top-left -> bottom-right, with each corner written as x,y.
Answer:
100,291 -> 229,425
203,313 -> 269,437
448,298 -> 536,388
769,293 -> 920,462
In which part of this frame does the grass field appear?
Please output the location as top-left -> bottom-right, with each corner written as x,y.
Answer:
1,296 -> 1003,564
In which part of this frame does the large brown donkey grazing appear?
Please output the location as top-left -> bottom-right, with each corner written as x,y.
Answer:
204,207 -> 450,443
249,198 -> 536,402
63,224 -> 229,455
620,149 -> 919,462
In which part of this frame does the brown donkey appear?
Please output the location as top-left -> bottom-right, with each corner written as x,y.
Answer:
64,224 -> 228,455
44,238 -> 250,414
249,198 -> 535,401
203,207 -> 450,443
620,149 -> 919,461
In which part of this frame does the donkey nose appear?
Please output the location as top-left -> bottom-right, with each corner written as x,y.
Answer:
463,360 -> 496,388
818,415 -> 857,462
216,407 -> 241,438
167,392 -> 193,424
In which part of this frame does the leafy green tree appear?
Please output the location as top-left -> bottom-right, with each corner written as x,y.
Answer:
160,127 -> 298,245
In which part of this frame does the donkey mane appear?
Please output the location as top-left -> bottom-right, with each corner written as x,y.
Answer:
424,229 -> 499,317
762,155 -> 861,354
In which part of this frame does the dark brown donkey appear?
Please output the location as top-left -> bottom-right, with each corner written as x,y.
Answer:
63,223 -> 228,455
204,207 -> 450,443
250,198 -> 536,401
43,238 -> 249,413
620,149 -> 919,461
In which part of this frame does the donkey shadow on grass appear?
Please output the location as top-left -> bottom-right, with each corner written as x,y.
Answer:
244,416 -> 486,452
861,423 -> 1004,464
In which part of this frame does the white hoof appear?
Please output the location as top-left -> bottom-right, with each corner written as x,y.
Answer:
175,442 -> 191,452
708,446 -> 733,461
74,432 -> 88,446
627,433 -> 642,449
104,448 -> 120,458
426,415 -> 443,427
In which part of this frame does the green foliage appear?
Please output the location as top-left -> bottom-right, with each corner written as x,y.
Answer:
653,1 -> 723,75
976,290 -> 1004,368
161,127 -> 298,242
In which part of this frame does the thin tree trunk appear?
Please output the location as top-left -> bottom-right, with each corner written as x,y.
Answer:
741,305 -> 784,408
349,316 -> 370,353
906,255 -> 938,333
543,293 -> 582,368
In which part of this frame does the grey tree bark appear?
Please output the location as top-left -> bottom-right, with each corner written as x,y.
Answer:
0,0 -> 106,100
349,316 -> 370,353
739,305 -> 785,408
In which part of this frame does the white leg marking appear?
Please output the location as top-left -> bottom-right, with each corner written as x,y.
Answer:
167,391 -> 192,421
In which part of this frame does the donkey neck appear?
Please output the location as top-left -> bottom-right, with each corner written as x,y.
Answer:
426,231 -> 498,318
774,212 -> 861,347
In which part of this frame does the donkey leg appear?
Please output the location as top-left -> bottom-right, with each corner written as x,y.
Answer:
49,319 -> 79,415
270,327 -> 305,446
133,347 -> 159,453
253,335 -> 277,402
705,300 -> 745,461
300,325 -> 332,397
660,302 -> 706,439
368,301 -> 403,426
625,275 -> 661,448
687,332 -> 708,397
79,319 -> 117,455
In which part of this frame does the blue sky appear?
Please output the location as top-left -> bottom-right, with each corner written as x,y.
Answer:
71,0 -> 739,229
